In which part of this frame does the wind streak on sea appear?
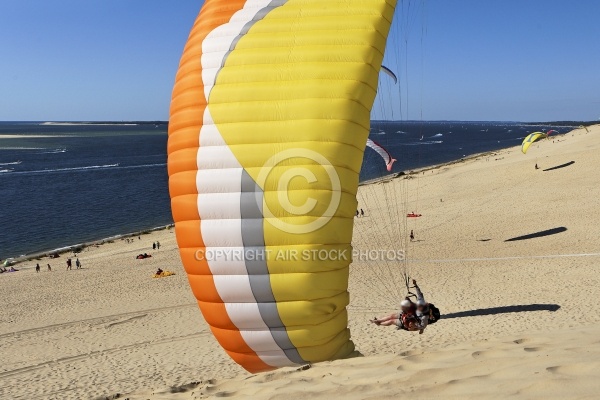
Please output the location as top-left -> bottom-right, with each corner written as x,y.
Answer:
0,163 -> 167,176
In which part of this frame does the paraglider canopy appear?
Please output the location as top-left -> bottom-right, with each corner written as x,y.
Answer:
366,139 -> 397,172
521,132 -> 548,154
380,65 -> 398,84
167,0 -> 397,373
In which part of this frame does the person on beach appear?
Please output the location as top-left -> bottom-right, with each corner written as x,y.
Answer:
35,263 -> 41,273
410,230 -> 415,242
156,241 -> 160,250
66,258 -> 72,271
156,268 -> 163,276
75,258 -> 81,269
153,242 -> 157,250
360,209 -> 365,217
356,210 -> 359,217
47,264 -> 52,272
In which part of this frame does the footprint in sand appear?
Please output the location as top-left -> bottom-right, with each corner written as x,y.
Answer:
470,350 -> 506,359
546,363 -> 599,376
169,382 -> 201,394
215,391 -> 236,398
398,349 -> 421,357
523,347 -> 541,352
447,374 -> 489,385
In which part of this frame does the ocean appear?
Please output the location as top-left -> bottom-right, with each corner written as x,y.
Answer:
0,121 -> 572,258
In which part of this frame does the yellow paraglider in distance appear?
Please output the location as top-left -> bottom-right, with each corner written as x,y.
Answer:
521,132 -> 548,154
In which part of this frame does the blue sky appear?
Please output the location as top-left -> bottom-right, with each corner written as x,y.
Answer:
0,0 -> 598,121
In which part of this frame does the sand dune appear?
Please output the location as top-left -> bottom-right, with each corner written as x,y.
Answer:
1,125 -> 599,399
123,327 -> 600,400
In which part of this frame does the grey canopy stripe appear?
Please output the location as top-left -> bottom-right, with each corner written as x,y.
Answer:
240,170 -> 305,365
210,0 -> 303,364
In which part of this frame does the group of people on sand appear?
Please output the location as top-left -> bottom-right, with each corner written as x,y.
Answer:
152,241 -> 161,250
355,209 -> 365,218
370,280 -> 438,334
0,266 -> 18,273
65,258 -> 82,270
35,263 -> 53,272
33,257 -> 81,272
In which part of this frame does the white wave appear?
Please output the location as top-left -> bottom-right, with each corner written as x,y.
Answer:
6,162 -> 166,176
0,134 -> 71,139
402,141 -> 443,146
429,133 -> 443,138
396,130 -> 408,134
40,148 -> 67,154
116,163 -> 167,170
10,164 -> 119,175
0,147 -> 43,150
0,169 -> 13,173
0,161 -> 21,166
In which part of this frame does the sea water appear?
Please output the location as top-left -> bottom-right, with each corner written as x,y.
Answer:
0,121 -> 572,257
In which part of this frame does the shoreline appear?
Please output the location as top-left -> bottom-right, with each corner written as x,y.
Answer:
6,124 -> 588,264
361,122 -> 591,186
6,224 -> 174,267
360,149 -> 500,186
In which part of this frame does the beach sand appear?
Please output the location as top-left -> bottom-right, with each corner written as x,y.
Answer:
1,125 -> 599,399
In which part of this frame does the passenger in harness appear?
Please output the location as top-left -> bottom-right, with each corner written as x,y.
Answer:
370,279 -> 440,333
370,299 -> 420,331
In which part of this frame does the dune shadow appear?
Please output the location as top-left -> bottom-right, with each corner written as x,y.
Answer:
505,227 -> 567,242
443,304 -> 560,320
543,161 -> 575,172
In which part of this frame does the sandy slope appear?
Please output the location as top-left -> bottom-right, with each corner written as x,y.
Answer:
123,327 -> 600,400
1,125 -> 599,399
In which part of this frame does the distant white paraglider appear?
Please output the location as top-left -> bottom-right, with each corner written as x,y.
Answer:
366,139 -> 397,172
